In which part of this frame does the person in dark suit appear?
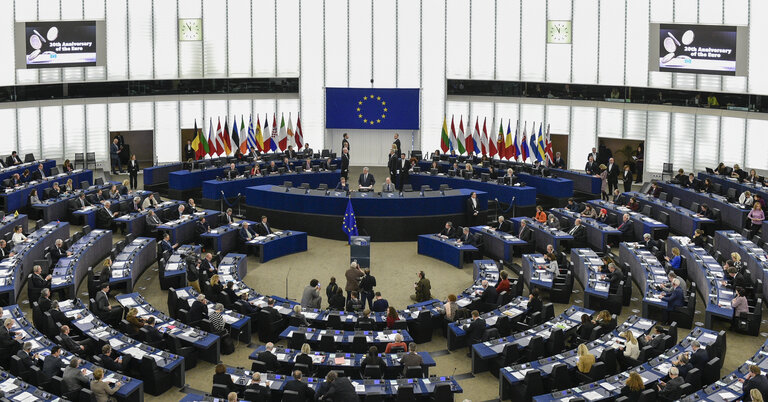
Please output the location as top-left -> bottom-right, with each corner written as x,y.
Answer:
688,340 -> 709,370
222,208 -> 235,225
95,284 -> 123,324
70,193 -> 92,213
110,138 -> 122,174
301,157 -> 313,172
285,145 -> 297,159
257,343 -> 278,372
641,233 -> 659,251
622,165 -> 633,192
494,216 -> 512,233
457,227 -> 475,246
335,177 -> 349,192
160,233 -> 178,255
32,164 -> 46,181
585,155 -> 598,175
188,294 -> 208,323
340,148 -> 350,180
358,167 -> 375,191
656,366 -> 685,400
223,281 -> 239,305
0,318 -> 20,349
239,221 -> 256,242
8,151 -> 22,166
683,173 -> 699,190
552,152 -> 566,169
29,265 -> 51,302
439,222 -> 457,238
0,239 -> 9,260
621,372 -> 645,402
98,345 -> 131,373
16,342 -> 40,368
283,370 -> 315,400
200,253 -> 217,281
398,153 -> 411,190
466,192 -> 480,226
127,155 -> 139,190
602,263 -> 624,293
317,370 -> 356,401
606,157 -> 619,194
360,345 -> 386,374
195,217 -> 210,237
37,288 -> 52,312
661,279 -> 685,324
528,288 -> 543,313
213,363 -> 236,394
463,310 -> 486,354
722,267 -> 751,291
60,324 -> 94,355
255,216 -> 272,236
50,239 -> 72,264
392,133 -> 401,156
225,163 -> 239,180
518,220 -> 533,242
741,365 -> 768,402
245,372 -> 271,399
266,161 -> 278,173
42,346 -> 67,378
342,133 -> 350,153
568,219 -> 587,248
617,213 -> 633,241
143,317 -> 164,344
263,298 -> 282,321
184,140 -> 195,161
480,280 -> 498,307
96,201 -> 118,230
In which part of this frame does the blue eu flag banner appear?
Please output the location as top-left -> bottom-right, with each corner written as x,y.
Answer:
342,198 -> 359,243
326,88 -> 420,130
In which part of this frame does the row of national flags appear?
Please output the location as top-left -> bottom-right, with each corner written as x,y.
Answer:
190,113 -> 304,160
440,116 -> 554,165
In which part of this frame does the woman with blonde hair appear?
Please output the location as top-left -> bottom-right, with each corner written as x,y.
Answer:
751,388 -> 764,402
295,343 -> 314,374
598,164 -> 609,200
618,330 -> 640,369
576,344 -> 595,373
730,252 -> 745,273
65,178 -> 74,193
209,274 -> 223,297
593,310 -> 611,326
665,247 -> 682,273
292,304 -> 309,327
622,371 -> 644,401
100,258 -> 112,287
125,307 -> 145,331
90,367 -> 123,402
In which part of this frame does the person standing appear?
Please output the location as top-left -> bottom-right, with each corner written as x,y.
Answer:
398,153 -> 411,190
344,261 -> 365,303
622,165 -> 633,192
342,133 -> 350,154
466,192 -> 480,226
359,268 -> 377,310
110,138 -> 122,174
127,155 -> 139,190
341,148 -> 350,180
634,144 -> 644,183
184,140 -> 195,161
606,157 -> 619,194
393,133 -> 401,155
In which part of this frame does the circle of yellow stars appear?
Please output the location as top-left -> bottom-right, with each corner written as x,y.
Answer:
357,94 -> 387,125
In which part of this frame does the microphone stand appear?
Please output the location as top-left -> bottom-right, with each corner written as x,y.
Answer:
285,265 -> 292,300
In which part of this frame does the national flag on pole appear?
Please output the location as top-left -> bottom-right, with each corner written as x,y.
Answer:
497,120 -> 505,160
486,118 -> 497,158
477,118 -> 487,156
295,115 -> 304,150
255,115 -> 264,152
286,114 -> 294,151
462,116 -> 474,155
456,116 -> 466,154
505,121 -> 514,160
191,120 -> 200,159
222,118 -> 232,155
247,115 -> 258,153
470,118 -> 480,155
440,117 -> 450,153
449,116 -> 458,153
270,113 -> 278,152
239,115 -> 248,154
544,124 -> 554,165
262,114 -> 271,151
214,118 -> 225,156
529,122 -> 540,162
511,121 -> 519,161
537,123 -> 546,163
278,114 -> 288,151
520,122 -> 529,162
207,118 -> 216,157
231,116 -> 240,155
342,198 -> 359,243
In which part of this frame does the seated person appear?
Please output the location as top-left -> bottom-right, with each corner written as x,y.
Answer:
97,345 -> 131,373
360,346 -> 386,374
225,163 -> 239,180
626,197 -> 640,211
381,177 -> 396,192
335,177 -> 349,192
384,333 -> 408,353
239,221 -> 257,242
212,363 -> 236,393
439,221 -> 457,238
696,203 -> 715,219
576,344 -> 595,373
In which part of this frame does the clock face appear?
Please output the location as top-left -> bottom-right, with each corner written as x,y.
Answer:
179,18 -> 203,41
547,20 -> 572,44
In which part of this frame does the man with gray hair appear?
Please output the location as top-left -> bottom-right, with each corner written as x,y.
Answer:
657,366 -> 684,399
358,166 -> 375,191
345,260 -> 365,303
16,341 -> 39,368
689,340 -> 709,370
132,196 -> 143,212
37,288 -> 52,312
62,357 -> 89,394
494,215 -> 512,233
96,200 -> 118,230
51,238 -> 71,264
246,371 -> 271,397
618,213 -> 633,240
658,272 -> 686,293
188,293 -> 208,323
400,342 -> 423,374
479,279 -> 499,308
256,342 -> 278,372
602,263 -> 624,293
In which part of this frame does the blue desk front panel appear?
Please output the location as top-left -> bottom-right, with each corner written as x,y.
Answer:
550,168 -> 602,195
658,182 -> 748,230
409,173 -> 536,207
587,199 -> 668,240
625,191 -> 712,237
143,163 -> 183,185
245,185 -> 487,217
417,234 -> 478,268
203,171 -> 340,200
515,173 -> 573,199
0,170 -> 93,212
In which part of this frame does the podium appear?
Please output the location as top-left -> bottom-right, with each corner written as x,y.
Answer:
350,236 -> 370,268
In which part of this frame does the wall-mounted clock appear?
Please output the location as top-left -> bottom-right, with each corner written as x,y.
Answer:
547,20 -> 572,44
179,18 -> 203,41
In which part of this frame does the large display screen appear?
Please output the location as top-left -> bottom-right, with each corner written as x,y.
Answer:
15,20 -> 106,69
657,24 -> 737,75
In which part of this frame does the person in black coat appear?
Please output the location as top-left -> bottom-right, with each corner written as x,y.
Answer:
16,342 -> 40,368
480,280 -> 498,307
257,343 -> 279,372
688,341 -> 709,370
439,222 -> 457,238
528,289 -> 543,313
50,239 -> 71,264
246,372 -> 271,399
283,370 -> 315,400
575,313 -> 595,343
328,288 -> 346,310
466,192 -> 481,226
340,148 -> 350,180
742,365 -> 768,402
360,346 -> 386,374
188,294 -> 208,323
213,364 -> 236,394
127,155 -> 140,190
37,289 -> 52,312
255,216 -> 272,236
622,165 -> 633,192
463,310 -> 486,351
96,201 -> 117,230
98,345 -> 131,373
518,220 -> 533,242
141,317 -> 164,344
317,370 -> 357,401
494,216 -> 512,233
223,281 -> 239,305
184,140 -> 195,161
567,219 -> 587,248
602,263 -> 624,293
28,265 -> 52,301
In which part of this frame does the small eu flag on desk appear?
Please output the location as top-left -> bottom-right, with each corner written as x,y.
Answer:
342,198 -> 358,243
326,87 -> 420,130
